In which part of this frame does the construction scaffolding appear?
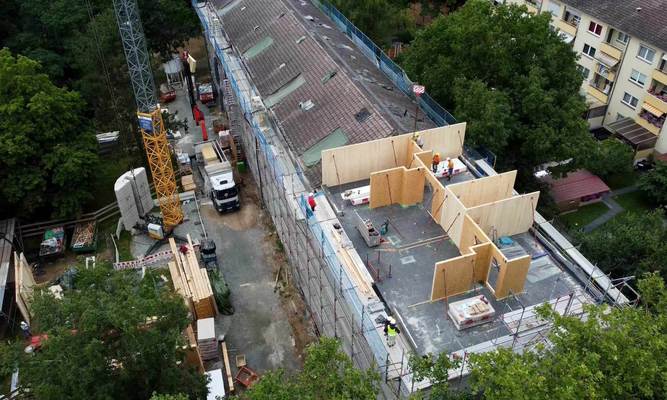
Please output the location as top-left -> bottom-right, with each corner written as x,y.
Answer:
194,2 -> 640,398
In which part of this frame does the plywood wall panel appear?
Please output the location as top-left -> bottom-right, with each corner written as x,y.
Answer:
470,243 -> 492,283
401,167 -> 426,205
448,171 -> 517,208
440,190 -> 467,244
369,167 -> 404,209
430,252 -> 476,300
466,192 -> 539,238
493,255 -> 531,299
321,135 -> 411,186
419,123 -> 467,159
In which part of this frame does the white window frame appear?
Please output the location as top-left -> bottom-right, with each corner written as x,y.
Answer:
629,69 -> 647,87
582,44 -> 596,58
616,32 -> 629,45
621,92 -> 639,109
637,45 -> 656,64
588,21 -> 603,37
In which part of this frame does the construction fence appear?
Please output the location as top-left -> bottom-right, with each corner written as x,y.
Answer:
310,0 -> 457,127
194,3 -> 408,398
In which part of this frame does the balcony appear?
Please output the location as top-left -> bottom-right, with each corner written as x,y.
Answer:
653,68 -> 667,86
635,113 -> 662,135
587,84 -> 609,104
645,90 -> 667,115
596,63 -> 616,82
599,43 -> 623,61
554,19 -> 578,37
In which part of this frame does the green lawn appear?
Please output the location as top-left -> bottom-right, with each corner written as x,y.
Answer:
613,191 -> 654,214
558,202 -> 610,230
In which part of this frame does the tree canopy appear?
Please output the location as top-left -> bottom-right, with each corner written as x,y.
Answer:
0,49 -> 99,218
0,264 -> 207,400
410,274 -> 667,400
638,161 -> 667,206
330,0 -> 415,45
401,0 -> 594,179
236,337 -> 379,400
575,210 -> 667,281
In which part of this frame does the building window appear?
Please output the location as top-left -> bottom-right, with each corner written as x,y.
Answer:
582,44 -> 596,58
629,69 -> 648,87
616,32 -> 630,45
588,21 -> 603,36
637,45 -> 656,63
563,9 -> 580,26
577,65 -> 590,80
546,1 -> 560,16
622,92 -> 639,109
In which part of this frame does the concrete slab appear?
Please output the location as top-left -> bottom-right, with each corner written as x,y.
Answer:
326,180 -> 586,356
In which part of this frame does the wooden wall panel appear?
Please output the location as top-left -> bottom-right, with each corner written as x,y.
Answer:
369,167 -> 403,209
419,123 -> 467,159
440,189 -> 467,244
493,255 -> 531,299
321,135 -> 411,186
470,243 -> 492,283
401,167 -> 426,205
459,214 -> 492,251
466,192 -> 540,238
430,252 -> 476,301
448,171 -> 517,208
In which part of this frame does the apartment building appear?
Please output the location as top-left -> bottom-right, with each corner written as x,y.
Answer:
499,0 -> 667,160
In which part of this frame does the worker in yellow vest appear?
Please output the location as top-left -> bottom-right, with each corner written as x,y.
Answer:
447,157 -> 455,181
383,316 -> 400,347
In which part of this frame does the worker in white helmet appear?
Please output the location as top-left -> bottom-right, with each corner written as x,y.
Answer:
383,316 -> 400,347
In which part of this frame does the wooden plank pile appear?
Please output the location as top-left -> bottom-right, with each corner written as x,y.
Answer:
181,174 -> 196,192
182,324 -> 204,373
71,221 -> 96,252
196,317 -> 218,361
167,235 -> 217,319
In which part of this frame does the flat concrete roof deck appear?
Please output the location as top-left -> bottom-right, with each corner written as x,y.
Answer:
326,180 -> 585,356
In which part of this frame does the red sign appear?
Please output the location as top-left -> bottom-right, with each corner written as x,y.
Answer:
412,84 -> 425,96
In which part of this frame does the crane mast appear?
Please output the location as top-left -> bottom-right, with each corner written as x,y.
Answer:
113,0 -> 183,228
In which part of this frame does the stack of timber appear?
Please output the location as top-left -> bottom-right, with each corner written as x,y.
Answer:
181,174 -> 196,192
196,317 -> 218,360
71,221 -> 97,253
182,324 -> 204,372
168,236 -> 217,319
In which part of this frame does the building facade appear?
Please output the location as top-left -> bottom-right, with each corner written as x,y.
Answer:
499,0 -> 667,159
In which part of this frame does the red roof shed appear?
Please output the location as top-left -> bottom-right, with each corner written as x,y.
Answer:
546,170 -> 610,205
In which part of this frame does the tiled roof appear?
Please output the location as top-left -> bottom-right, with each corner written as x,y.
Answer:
214,0 -> 395,184
545,170 -> 610,204
560,0 -> 667,51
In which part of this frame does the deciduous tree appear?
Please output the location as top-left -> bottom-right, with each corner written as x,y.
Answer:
575,210 -> 667,280
3,264 -> 207,400
638,161 -> 667,206
237,337 -> 379,400
583,139 -> 634,180
402,0 -> 593,178
0,49 -> 98,218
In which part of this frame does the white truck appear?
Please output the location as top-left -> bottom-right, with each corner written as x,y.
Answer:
196,140 -> 240,212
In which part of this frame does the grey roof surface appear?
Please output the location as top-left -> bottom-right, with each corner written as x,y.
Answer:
560,0 -> 667,51
213,0 -> 435,185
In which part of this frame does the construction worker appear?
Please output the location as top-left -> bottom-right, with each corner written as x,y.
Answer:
432,152 -> 441,174
20,321 -> 31,339
447,157 -> 455,181
308,191 -> 317,211
383,316 -> 400,347
413,132 -> 424,148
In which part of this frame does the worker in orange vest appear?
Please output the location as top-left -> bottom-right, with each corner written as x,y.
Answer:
447,157 -> 455,181
432,152 -> 441,174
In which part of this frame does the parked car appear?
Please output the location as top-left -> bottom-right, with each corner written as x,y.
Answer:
634,159 -> 655,172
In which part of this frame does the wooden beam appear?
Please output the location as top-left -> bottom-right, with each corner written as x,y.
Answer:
221,341 -> 235,393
